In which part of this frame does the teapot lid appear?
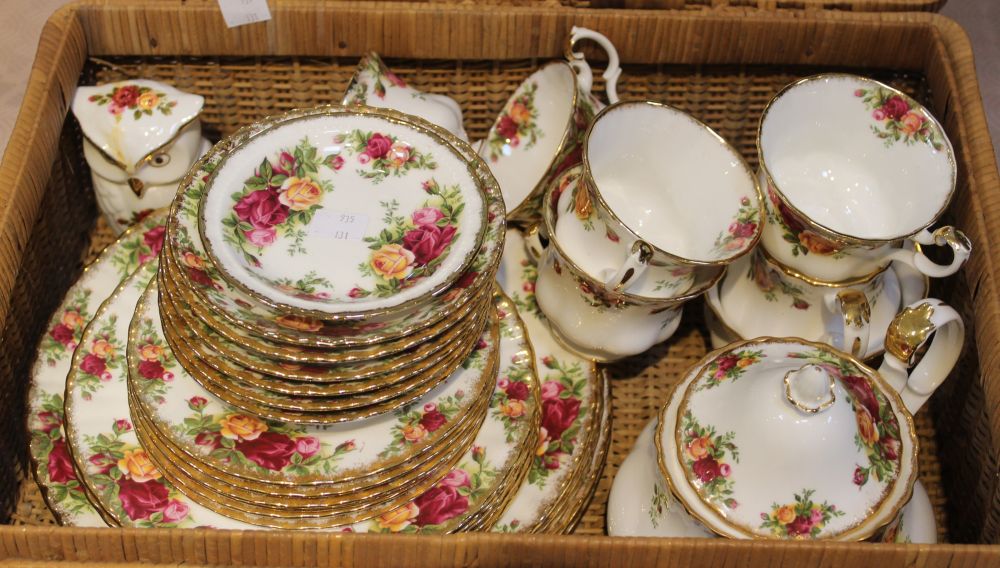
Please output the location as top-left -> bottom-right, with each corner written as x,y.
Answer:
659,337 -> 917,540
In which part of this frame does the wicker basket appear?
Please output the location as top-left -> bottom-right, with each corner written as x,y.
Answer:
0,0 -> 997,565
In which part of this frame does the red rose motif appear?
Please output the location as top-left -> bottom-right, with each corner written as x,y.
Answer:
419,409 -> 447,433
47,439 -> 77,483
543,453 -> 562,470
786,515 -> 814,536
273,151 -> 296,177
496,115 -> 518,139
505,381 -> 530,402
454,272 -> 476,289
691,457 -> 722,483
853,466 -> 866,486
143,226 -> 166,257
138,360 -> 165,380
402,225 -> 456,266
116,477 -> 169,521
235,431 -> 297,471
234,190 -> 290,230
881,438 -> 900,461
194,431 -> 222,450
80,354 -> 107,377
841,375 -> 880,420
50,324 -> 74,346
37,411 -> 62,433
187,267 -> 214,289
715,355 -> 738,374
881,96 -> 910,121
112,85 -> 141,108
413,484 -> 469,527
731,222 -> 757,239
792,299 -> 810,310
89,453 -> 116,475
365,133 -> 393,159
541,397 -> 581,440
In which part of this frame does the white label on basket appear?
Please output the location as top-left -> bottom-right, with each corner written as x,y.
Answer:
217,0 -> 272,28
312,212 -> 370,242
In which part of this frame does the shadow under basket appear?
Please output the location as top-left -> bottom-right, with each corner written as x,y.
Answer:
0,1 -> 997,566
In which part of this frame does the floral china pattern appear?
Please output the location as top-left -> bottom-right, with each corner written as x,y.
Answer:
131,317 -> 178,404
353,179 -> 464,299
855,87 -> 945,151
566,177 -> 595,232
679,410 -> 740,510
111,223 -> 166,279
370,446 -> 498,533
491,361 -> 535,443
766,185 -> 845,258
30,392 -> 93,517
712,196 -> 759,255
510,258 -> 541,321
378,392 -> 469,459
88,84 -> 177,122
83,418 -> 195,527
174,397 -> 356,475
343,54 -> 408,106
697,349 -> 765,391
759,489 -> 845,539
74,315 -> 125,401
528,355 -> 585,488
747,250 -> 811,310
37,289 -> 92,368
649,482 -> 672,529
222,137 -> 337,265
485,82 -> 542,162
339,129 -> 437,184
271,270 -> 334,302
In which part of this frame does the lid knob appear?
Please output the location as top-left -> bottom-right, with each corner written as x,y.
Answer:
784,364 -> 836,414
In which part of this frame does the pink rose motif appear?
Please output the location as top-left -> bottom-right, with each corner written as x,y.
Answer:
496,115 -> 518,139
188,396 -> 208,411
37,411 -> 62,433
423,403 -> 437,413
872,109 -> 886,121
244,227 -> 277,248
329,155 -> 344,171
540,381 -> 564,401
441,469 -> 470,488
881,438 -> 900,461
786,515 -> 813,536
522,281 -> 535,293
235,431 -> 297,471
541,397 -> 581,440
114,419 -> 132,433
358,153 -> 371,165
294,436 -> 321,458
854,89 -> 865,97
385,70 -> 406,88
719,463 -> 731,477
881,96 -> 910,121
234,189 -> 289,230
730,221 -> 757,239
79,354 -> 107,377
809,508 -> 823,525
413,484 -> 469,527
108,103 -> 125,116
50,324 -> 74,346
365,133 -> 393,159
47,439 -> 77,483
116,477 -> 168,521
419,409 -> 447,433
691,457 -> 721,483
138,360 -> 165,380
852,466 -> 866,486
142,226 -> 166,257
348,287 -> 365,299
412,207 -> 444,227
161,499 -> 190,523
497,377 -> 510,390
402,224 -> 457,266
505,381 -> 530,402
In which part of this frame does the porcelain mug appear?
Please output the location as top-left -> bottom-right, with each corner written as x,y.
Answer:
480,26 -> 622,227
581,101 -> 764,294
343,52 -> 469,141
758,73 -> 971,283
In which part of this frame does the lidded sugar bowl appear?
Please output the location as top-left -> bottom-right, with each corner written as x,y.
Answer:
656,299 -> 964,540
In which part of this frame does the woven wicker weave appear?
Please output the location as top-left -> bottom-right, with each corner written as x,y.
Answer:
0,2 -> 996,565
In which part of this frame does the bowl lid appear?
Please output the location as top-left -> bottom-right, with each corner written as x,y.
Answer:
660,337 -> 917,540
199,107 -> 487,316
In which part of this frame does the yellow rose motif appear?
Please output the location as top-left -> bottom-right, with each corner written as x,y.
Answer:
402,423 -> 427,443
62,310 -> 84,329
899,111 -> 925,136
775,505 -> 796,525
117,449 -> 162,483
371,244 -> 415,280
275,315 -> 323,332
535,427 -> 550,456
387,142 -> 411,168
137,92 -> 160,110
855,407 -> 880,446
798,230 -> 841,255
138,343 -> 163,362
501,399 -> 526,419
737,358 -> 754,368
509,101 -> 530,125
377,503 -> 419,532
182,252 -> 204,270
573,187 -> 593,220
686,436 -> 712,460
219,414 -> 268,441
91,339 -> 115,358
278,176 -> 323,211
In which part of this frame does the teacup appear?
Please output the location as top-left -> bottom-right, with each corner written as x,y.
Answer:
581,101 -> 763,293
758,73 -> 971,283
525,168 -> 723,361
343,52 -> 469,141
480,26 -> 621,226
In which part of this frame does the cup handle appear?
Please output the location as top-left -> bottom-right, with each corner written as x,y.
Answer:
567,26 -> 622,105
604,240 -> 653,292
883,226 -> 972,279
523,223 -> 550,264
822,289 -> 872,359
879,299 -> 964,414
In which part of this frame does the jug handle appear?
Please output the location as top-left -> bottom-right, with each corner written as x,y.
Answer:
567,26 -> 622,105
821,289 -> 872,359
879,299 -> 964,414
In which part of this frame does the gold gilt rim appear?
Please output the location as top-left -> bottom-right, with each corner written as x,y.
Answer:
757,242 -> 891,288
27,211 -> 168,528
581,100 -> 764,267
194,105 -> 491,321
655,336 -> 919,542
541,166 -> 726,306
159,274 -> 490,391
757,73 -> 958,247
